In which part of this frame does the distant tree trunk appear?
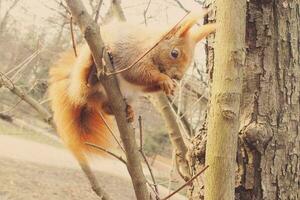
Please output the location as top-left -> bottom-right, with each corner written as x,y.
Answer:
189,0 -> 300,199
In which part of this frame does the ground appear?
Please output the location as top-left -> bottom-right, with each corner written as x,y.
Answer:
0,158 -> 134,200
0,120 -> 187,200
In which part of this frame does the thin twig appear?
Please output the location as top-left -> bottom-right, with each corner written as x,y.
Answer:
149,93 -> 191,180
179,93 -> 205,119
194,0 -> 205,5
173,0 -> 189,13
176,79 -> 183,121
97,110 -> 125,153
143,0 -> 152,26
0,72 -> 53,124
42,1 -> 69,19
79,162 -> 112,200
139,116 -> 143,149
107,11 -> 191,76
5,49 -> 41,76
94,0 -> 104,22
161,165 -> 209,200
138,116 -> 159,198
57,0 -> 71,15
70,16 -> 78,57
0,80 -> 38,114
0,99 -> 22,114
39,98 -> 51,105
140,152 -> 159,199
86,142 -> 127,165
167,150 -> 176,195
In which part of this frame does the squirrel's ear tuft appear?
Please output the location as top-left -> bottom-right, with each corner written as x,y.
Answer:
176,8 -> 211,38
191,23 -> 216,43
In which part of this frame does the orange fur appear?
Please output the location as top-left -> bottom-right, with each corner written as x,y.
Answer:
48,13 -> 215,163
49,47 -> 112,162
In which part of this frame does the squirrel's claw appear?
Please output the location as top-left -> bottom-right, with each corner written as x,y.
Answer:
159,75 -> 176,96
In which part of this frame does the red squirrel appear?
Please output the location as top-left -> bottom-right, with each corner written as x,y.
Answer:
48,11 -> 216,162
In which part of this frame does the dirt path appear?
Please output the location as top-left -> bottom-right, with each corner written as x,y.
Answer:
0,134 -> 187,200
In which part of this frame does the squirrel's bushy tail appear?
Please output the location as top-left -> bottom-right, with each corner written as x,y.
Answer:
48,49 -> 112,162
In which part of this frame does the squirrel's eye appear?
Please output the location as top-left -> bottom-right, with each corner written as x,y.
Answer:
170,48 -> 180,59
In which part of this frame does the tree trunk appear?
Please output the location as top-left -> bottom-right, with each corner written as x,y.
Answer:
204,0 -> 246,199
189,0 -> 300,199
236,0 -> 300,199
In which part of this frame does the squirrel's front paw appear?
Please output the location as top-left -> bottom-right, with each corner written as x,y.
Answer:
158,75 -> 176,95
126,104 -> 135,123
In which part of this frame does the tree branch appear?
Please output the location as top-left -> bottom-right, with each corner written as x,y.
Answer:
0,72 -> 53,125
161,165 -> 209,200
79,163 -> 113,200
65,0 -> 150,199
138,116 -> 159,199
94,0 -> 104,22
149,92 -> 191,181
86,142 -> 127,165
69,16 -> 78,57
143,0 -> 152,26
173,0 -> 189,13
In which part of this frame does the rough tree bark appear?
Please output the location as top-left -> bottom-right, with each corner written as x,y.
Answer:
236,1 -> 300,199
189,0 -> 300,199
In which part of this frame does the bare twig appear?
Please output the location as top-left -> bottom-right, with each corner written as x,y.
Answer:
39,98 -> 51,105
0,79 -> 38,114
149,93 -> 191,181
41,2 -> 69,19
97,110 -> 125,153
138,116 -> 159,198
184,82 -> 208,100
173,0 -> 189,13
70,16 -> 78,57
0,0 -> 21,33
176,79 -> 183,122
179,93 -> 205,119
79,163 -> 112,200
167,150 -> 176,195
5,49 -> 42,76
143,0 -> 152,26
0,72 -> 53,124
161,165 -> 209,200
56,0 -> 71,15
0,99 -> 22,114
138,116 -> 143,149
86,142 -> 127,164
94,0 -> 104,22
194,0 -> 205,5
167,97 -> 192,137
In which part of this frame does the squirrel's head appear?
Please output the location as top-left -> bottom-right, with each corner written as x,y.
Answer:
152,10 -> 216,80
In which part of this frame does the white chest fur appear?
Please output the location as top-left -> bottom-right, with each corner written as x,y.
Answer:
116,75 -> 144,103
